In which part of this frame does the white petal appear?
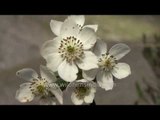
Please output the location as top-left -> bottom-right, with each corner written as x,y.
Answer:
77,27 -> 97,50
71,92 -> 83,105
96,71 -> 114,91
40,37 -> 61,59
16,68 -> 38,81
46,53 -> 63,72
82,69 -> 98,81
16,83 -> 34,103
84,93 -> 95,104
50,20 -> 63,36
40,65 -> 57,83
93,39 -> 107,58
50,84 -> 63,105
58,60 -> 78,82
39,97 -> 56,105
90,87 -> 96,93
76,79 -> 88,83
67,15 -> 85,26
60,19 -> 80,39
112,63 -> 131,79
109,43 -> 130,60
51,101 -> 57,105
76,51 -> 98,71
19,82 -> 31,88
83,24 -> 98,32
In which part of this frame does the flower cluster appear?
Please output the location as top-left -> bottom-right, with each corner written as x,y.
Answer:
16,15 -> 131,105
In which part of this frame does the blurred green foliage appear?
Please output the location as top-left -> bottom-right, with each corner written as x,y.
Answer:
135,79 -> 160,105
135,34 -> 160,105
86,16 -> 160,41
143,34 -> 160,78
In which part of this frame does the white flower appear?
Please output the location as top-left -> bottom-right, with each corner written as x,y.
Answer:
15,65 -> 63,105
39,96 -> 57,105
67,79 -> 96,105
50,15 -> 98,36
83,40 -> 131,91
41,18 -> 98,82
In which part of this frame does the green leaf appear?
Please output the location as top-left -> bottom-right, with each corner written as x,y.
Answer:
156,96 -> 160,105
135,81 -> 151,104
135,82 -> 144,98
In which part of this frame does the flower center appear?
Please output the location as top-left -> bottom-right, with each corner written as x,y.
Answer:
58,36 -> 84,62
75,84 -> 90,99
98,53 -> 117,71
67,46 -> 75,53
37,85 -> 45,94
30,78 -> 49,95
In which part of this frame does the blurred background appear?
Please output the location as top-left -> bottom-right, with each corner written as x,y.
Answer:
0,15 -> 160,105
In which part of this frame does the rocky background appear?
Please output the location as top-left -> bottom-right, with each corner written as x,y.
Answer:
0,15 -> 160,105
